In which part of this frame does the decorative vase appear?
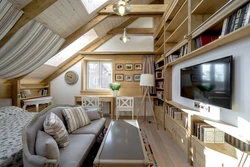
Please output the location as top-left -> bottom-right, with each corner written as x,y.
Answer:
113,90 -> 118,97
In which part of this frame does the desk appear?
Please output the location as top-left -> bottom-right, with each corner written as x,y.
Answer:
75,95 -> 155,120
23,96 -> 53,112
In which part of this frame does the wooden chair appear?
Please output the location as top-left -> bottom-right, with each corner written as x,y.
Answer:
116,97 -> 134,120
81,96 -> 103,116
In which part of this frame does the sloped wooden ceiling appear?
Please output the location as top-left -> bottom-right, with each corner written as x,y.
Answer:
0,0 -> 166,82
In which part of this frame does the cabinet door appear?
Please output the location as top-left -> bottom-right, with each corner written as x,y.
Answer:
165,115 -> 174,136
174,123 -> 188,155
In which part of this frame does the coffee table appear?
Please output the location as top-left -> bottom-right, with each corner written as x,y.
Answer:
93,120 -> 149,167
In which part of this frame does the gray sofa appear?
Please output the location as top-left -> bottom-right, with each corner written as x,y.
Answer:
22,104 -> 106,167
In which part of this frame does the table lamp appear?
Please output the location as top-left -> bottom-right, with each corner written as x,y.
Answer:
137,74 -> 158,129
23,90 -> 31,98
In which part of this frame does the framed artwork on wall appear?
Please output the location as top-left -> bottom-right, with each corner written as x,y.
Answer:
125,63 -> 133,71
125,75 -> 132,82
133,74 -> 141,82
115,63 -> 123,71
134,63 -> 142,70
115,74 -> 124,81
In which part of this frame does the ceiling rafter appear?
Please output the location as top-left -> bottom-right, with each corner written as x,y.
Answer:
0,0 -> 57,47
99,4 -> 166,15
107,28 -> 154,34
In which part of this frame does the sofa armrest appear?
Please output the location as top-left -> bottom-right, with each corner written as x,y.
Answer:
24,154 -> 57,167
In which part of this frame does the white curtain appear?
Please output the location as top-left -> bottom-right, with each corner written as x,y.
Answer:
142,55 -> 156,94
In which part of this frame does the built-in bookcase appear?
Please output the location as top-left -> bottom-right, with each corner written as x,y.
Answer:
154,0 -> 250,166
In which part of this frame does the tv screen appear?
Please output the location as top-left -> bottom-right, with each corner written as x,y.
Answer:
180,56 -> 233,109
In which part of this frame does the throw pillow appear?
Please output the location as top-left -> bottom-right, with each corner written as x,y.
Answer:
43,112 -> 69,148
35,130 -> 60,166
62,106 -> 91,133
85,108 -> 101,121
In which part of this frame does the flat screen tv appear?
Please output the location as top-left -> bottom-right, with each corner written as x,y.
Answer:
180,56 -> 233,109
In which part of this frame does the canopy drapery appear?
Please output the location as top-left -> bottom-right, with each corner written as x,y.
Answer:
0,20 -> 65,79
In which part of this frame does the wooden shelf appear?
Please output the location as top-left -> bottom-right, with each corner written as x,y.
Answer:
21,95 -> 50,101
156,78 -> 164,80
164,39 -> 188,58
20,86 -> 49,89
167,24 -> 250,66
155,43 -> 164,54
192,136 -> 240,159
156,66 -> 164,70
156,87 -> 164,90
191,0 -> 229,14
164,0 -> 186,22
153,16 -> 164,39
165,17 -> 188,43
165,0 -> 188,32
155,56 -> 164,64
166,112 -> 187,131
155,33 -> 164,47
191,0 -> 248,38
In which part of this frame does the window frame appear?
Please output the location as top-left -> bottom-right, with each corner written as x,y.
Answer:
86,60 -> 112,90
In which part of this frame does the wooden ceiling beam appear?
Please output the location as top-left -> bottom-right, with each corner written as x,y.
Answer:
78,51 -> 156,55
99,4 -> 166,15
107,28 -> 154,34
0,0 -> 57,47
58,15 -> 109,52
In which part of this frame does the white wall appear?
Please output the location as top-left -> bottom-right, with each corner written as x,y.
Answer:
51,61 -> 81,105
172,36 -> 250,137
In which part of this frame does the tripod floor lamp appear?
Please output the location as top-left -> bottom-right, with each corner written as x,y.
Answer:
137,74 -> 158,129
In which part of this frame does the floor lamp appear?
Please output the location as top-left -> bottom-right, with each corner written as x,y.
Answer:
137,74 -> 158,129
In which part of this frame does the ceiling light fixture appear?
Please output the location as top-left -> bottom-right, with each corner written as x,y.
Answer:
113,0 -> 131,16
120,28 -> 130,43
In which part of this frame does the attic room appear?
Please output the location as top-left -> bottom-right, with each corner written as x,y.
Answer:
1,0 -> 250,167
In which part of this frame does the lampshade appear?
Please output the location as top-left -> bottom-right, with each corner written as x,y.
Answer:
120,28 -> 130,43
23,89 -> 31,95
113,0 -> 131,16
140,74 -> 155,87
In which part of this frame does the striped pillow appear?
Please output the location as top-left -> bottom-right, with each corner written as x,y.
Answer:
62,107 -> 91,133
43,112 -> 69,148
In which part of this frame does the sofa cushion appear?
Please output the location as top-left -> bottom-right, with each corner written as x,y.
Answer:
62,106 -> 91,133
59,134 -> 95,167
85,108 -> 101,121
72,118 -> 106,137
35,130 -> 60,165
43,112 -> 69,148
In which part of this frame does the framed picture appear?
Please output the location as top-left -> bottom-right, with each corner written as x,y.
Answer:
125,75 -> 132,82
125,63 -> 133,71
115,63 -> 123,71
134,63 -> 142,70
115,74 -> 124,81
133,74 -> 141,82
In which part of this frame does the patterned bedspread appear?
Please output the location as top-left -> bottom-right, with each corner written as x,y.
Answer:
0,106 -> 36,167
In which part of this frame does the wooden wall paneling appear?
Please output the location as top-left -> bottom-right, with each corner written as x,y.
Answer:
164,66 -> 172,101
11,80 -> 20,107
0,84 -> 12,98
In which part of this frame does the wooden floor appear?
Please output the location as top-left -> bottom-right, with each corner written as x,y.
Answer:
104,116 -> 192,167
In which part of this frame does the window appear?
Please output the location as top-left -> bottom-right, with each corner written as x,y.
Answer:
87,61 -> 112,90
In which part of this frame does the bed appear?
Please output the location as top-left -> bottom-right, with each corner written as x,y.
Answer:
0,99 -> 36,167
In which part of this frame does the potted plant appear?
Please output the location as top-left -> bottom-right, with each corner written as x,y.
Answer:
108,82 -> 121,96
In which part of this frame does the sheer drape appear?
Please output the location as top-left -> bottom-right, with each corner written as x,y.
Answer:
142,55 -> 156,94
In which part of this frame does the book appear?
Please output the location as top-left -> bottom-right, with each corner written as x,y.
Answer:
221,18 -> 229,36
237,5 -> 247,30
243,2 -> 250,26
227,13 -> 237,34
214,128 -> 225,143
233,8 -> 243,31
201,126 -> 215,143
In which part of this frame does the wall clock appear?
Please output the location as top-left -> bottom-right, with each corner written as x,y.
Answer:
64,70 -> 78,84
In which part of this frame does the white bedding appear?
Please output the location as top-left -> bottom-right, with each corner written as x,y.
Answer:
0,106 -> 36,167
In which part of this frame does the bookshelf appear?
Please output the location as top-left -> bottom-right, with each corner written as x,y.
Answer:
153,0 -> 250,165
20,83 -> 50,111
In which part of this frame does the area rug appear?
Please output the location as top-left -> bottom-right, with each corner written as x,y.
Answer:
140,129 -> 158,167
